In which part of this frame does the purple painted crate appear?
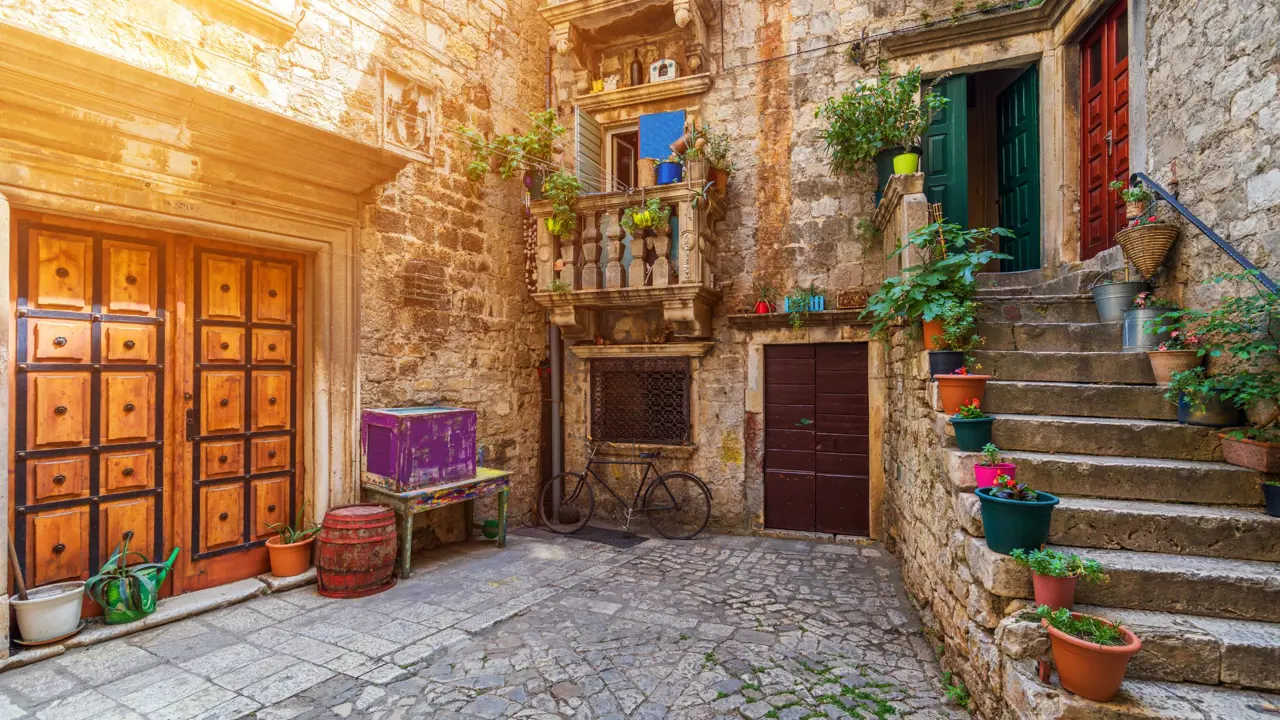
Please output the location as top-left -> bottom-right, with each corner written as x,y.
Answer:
361,407 -> 478,492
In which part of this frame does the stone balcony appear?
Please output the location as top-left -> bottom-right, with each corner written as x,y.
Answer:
530,182 -> 725,340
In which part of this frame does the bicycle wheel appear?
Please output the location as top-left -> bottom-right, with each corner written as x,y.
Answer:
538,472 -> 595,534
643,472 -> 711,539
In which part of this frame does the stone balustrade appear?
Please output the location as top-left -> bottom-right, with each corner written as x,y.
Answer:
530,182 -> 724,340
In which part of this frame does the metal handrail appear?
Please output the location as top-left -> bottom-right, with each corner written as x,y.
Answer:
1131,172 -> 1277,292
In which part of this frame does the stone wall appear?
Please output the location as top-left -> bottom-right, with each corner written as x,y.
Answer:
0,0 -> 550,531
1143,0 -> 1280,308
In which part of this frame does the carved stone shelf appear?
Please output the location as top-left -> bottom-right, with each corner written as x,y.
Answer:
533,285 -> 721,340
725,310 -> 870,331
568,341 -> 714,358
576,73 -> 712,113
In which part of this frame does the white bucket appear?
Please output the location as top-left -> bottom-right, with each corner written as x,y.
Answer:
11,581 -> 84,643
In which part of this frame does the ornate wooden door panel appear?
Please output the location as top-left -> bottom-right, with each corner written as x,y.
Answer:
186,248 -> 298,585
13,222 -> 166,586
1080,1 -> 1130,260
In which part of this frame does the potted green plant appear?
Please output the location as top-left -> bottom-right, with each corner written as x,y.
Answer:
1146,322 -> 1203,386
1011,548 -> 1108,611
976,475 -> 1059,555
541,169 -> 583,239
1264,480 -> 1280,517
265,503 -> 321,578
930,299 -> 982,376
862,222 -> 1012,349
85,532 -> 180,625
785,283 -> 825,330
682,124 -> 709,184
705,128 -> 734,195
949,399 -> 993,451
654,152 -> 684,185
752,280 -> 779,314
460,108 -> 566,196
817,66 -> 950,176
621,197 -> 672,237
1122,292 -> 1176,350
1164,367 -> 1244,427
1108,180 -> 1154,220
1036,605 -> 1142,703
974,442 -> 1015,488
937,367 -> 992,415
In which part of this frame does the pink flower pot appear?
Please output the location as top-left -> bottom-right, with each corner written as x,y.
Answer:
973,463 -> 1016,489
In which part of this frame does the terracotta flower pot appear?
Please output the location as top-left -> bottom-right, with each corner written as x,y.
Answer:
1219,433 -> 1280,474
1044,613 -> 1142,703
936,374 -> 991,415
710,167 -> 729,195
1032,573 -> 1079,611
922,318 -> 945,351
1146,349 -> 1201,386
686,157 -> 709,184
266,536 -> 315,578
973,463 -> 1016,489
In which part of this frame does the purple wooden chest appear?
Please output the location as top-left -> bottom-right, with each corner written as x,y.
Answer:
361,407 -> 478,492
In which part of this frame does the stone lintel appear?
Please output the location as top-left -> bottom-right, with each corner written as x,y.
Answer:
568,341 -> 714,359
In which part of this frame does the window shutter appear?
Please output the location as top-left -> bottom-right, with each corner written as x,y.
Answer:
574,106 -> 603,193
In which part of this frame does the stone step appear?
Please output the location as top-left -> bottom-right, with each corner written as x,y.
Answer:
1005,658 -> 1280,718
987,414 -> 1223,462
973,350 -> 1156,385
977,295 -> 1100,324
978,269 -> 1044,290
944,450 -> 1266,507
980,321 -> 1122,352
985,380 -> 1176,420
967,538 -> 1280,622
957,495 -> 1280,562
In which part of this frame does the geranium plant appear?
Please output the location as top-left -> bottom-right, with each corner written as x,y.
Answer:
1130,291 -> 1176,309
988,473 -> 1036,501
953,399 -> 986,420
1108,180 -> 1154,204
1154,329 -> 1201,352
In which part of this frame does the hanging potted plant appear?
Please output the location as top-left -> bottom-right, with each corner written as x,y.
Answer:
542,169 -> 583,240
1036,605 -> 1142,703
460,108 -> 566,193
85,532 -> 181,625
937,367 -> 992,415
817,66 -> 950,178
1122,291 -> 1176,350
862,222 -> 1012,349
1114,214 -> 1180,282
705,128 -> 734,195
1109,180 -> 1154,220
949,399 -> 993,451
1011,548 -> 1109,611
621,197 -> 672,238
265,504 -> 322,578
1089,273 -> 1149,323
973,442 -> 1015,489
930,299 -> 982,376
976,475 -> 1059,555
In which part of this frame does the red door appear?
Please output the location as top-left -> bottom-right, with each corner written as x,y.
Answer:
1080,1 -> 1130,260
763,344 -> 869,535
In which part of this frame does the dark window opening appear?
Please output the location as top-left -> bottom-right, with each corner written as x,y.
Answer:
1115,12 -> 1128,61
612,131 -> 638,191
590,357 -> 690,445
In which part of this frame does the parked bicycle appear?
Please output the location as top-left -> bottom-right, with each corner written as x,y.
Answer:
538,438 -> 711,539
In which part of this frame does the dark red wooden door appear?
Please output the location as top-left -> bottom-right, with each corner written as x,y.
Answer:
764,344 -> 869,535
1080,1 -> 1130,260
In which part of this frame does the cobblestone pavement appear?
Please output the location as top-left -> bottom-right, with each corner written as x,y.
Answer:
0,531 -> 966,720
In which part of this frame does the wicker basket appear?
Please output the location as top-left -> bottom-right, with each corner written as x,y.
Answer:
1114,223 -> 1179,280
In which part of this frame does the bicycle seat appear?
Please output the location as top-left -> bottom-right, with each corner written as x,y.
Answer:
639,450 -> 662,459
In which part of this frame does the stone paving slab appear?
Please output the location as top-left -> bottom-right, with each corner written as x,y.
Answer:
0,531 -> 964,719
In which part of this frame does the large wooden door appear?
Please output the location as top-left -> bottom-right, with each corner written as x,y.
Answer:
1080,1 -> 1130,260
923,75 -> 969,229
997,65 -> 1042,271
763,344 -> 870,536
9,213 -> 304,596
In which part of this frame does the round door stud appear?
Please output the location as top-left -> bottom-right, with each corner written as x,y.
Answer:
268,344 -> 277,352
53,543 -> 66,554
268,397 -> 278,406
55,267 -> 69,278
268,289 -> 278,298
53,336 -> 68,347
124,339 -> 136,350
220,342 -> 230,350
125,274 -> 138,285
54,405 -> 68,415
122,467 -> 135,477
53,474 -> 67,485
221,283 -> 231,292
219,454 -> 228,463
124,403 -> 136,412
267,504 -> 277,512
220,398 -> 230,407
219,512 -> 229,521
268,450 -> 277,458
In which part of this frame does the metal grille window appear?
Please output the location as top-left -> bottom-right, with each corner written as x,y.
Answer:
590,358 -> 691,444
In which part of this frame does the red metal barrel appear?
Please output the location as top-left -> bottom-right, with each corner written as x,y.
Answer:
316,505 -> 398,598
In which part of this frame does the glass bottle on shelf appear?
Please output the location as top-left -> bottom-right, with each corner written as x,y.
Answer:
630,49 -> 643,87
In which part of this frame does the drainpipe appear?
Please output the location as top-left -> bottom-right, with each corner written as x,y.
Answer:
549,323 -> 563,518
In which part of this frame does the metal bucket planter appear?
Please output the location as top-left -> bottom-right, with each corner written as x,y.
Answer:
1176,393 -> 1241,427
1122,307 -> 1173,351
1091,281 -> 1148,322
928,351 -> 966,377
976,487 -> 1060,555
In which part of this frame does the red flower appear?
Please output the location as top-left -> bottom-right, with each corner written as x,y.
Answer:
971,398 -> 981,407
954,367 -> 969,375
1148,216 -> 1158,222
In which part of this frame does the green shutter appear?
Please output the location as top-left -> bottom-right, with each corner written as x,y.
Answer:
996,65 -> 1042,271
922,75 -> 969,228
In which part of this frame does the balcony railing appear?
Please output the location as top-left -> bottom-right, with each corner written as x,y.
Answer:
530,181 -> 725,339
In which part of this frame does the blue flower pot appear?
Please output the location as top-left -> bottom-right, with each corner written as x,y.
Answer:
655,161 -> 683,185
976,487 -> 1060,555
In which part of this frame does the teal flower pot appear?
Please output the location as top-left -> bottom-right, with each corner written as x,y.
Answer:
950,416 -> 994,452
976,487 -> 1060,555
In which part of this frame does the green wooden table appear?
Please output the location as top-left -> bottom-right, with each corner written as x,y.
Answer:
361,467 -> 511,579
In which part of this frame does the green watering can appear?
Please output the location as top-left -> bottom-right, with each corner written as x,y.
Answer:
85,532 -> 181,625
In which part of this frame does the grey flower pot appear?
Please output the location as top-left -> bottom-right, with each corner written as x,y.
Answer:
1122,307 -> 1173,351
1092,281 -> 1148,322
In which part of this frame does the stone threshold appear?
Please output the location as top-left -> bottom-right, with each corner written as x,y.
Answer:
0,569 -> 316,672
756,528 -> 877,546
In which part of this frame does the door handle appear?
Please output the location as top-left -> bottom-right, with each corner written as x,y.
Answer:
1104,130 -> 1113,157
186,408 -> 198,441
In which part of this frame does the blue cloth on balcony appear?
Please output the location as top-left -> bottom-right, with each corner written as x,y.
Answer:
639,111 -> 685,161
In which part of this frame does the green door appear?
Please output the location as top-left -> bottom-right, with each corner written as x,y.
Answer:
922,75 -> 968,229
996,65 -> 1041,271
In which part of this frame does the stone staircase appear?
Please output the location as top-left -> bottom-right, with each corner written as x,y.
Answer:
944,283 -> 1280,717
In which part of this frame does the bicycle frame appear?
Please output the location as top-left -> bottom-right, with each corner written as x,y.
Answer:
580,442 -> 662,516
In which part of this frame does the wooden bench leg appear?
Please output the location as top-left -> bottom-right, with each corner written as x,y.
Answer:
398,508 -> 413,579
497,487 -> 508,549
